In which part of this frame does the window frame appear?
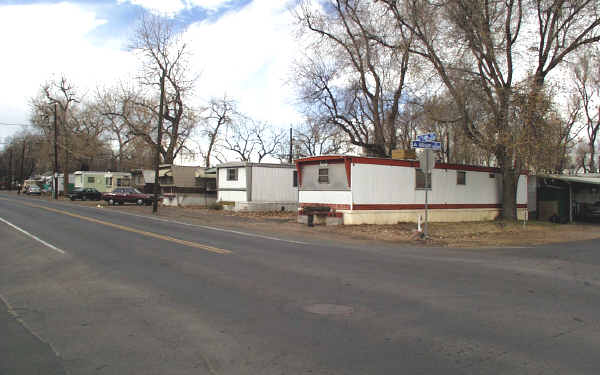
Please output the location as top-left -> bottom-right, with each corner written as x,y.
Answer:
87,176 -> 95,184
293,170 -> 298,187
457,171 -> 466,185
318,168 -> 329,184
415,168 -> 432,190
226,168 -> 238,181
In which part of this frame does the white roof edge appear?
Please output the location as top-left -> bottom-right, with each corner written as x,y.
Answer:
539,174 -> 600,185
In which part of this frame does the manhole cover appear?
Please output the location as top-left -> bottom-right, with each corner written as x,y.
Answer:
303,304 -> 354,315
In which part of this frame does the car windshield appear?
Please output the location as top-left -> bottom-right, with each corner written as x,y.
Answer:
30,186 -> 40,191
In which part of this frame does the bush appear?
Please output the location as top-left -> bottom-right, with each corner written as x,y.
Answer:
208,202 -> 224,210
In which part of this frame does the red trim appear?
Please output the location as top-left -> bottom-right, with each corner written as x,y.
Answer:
295,155 -> 527,174
295,160 -> 303,186
299,203 -> 351,210
350,157 -> 416,167
296,156 -> 350,163
299,203 -> 527,211
353,203 -> 527,210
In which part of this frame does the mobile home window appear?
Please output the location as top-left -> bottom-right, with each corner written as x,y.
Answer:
227,168 -> 238,181
415,169 -> 431,189
457,171 -> 466,185
88,177 -> 95,184
318,168 -> 329,184
105,177 -> 112,186
293,170 -> 298,187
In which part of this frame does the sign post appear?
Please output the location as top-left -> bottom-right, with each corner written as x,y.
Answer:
412,134 -> 440,239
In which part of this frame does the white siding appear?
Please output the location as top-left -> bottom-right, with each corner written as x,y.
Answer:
517,175 -> 527,205
301,163 -> 349,190
299,190 -> 352,206
74,174 -> 83,188
218,190 -> 247,202
351,163 -> 526,206
218,167 -> 247,190
251,167 -> 297,202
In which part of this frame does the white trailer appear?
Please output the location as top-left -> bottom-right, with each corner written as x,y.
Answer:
216,162 -> 298,211
296,155 -> 528,225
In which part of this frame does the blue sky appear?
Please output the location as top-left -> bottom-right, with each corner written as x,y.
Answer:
0,0 -> 303,154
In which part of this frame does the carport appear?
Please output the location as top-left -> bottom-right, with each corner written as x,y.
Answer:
537,174 -> 600,223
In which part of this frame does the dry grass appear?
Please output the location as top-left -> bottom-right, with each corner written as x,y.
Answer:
325,220 -> 600,247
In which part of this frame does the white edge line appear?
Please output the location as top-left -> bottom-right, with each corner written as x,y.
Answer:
0,216 -> 66,255
117,211 -> 309,245
72,204 -> 309,245
11,197 -> 309,246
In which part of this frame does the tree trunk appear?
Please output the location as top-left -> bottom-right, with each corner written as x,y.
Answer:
153,73 -> 166,214
501,167 -> 518,221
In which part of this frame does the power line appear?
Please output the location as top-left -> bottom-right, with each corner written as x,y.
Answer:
0,122 -> 35,127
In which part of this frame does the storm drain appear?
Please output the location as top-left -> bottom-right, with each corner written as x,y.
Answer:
303,304 -> 354,315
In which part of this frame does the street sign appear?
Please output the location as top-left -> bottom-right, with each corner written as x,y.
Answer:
411,140 -> 442,150
417,133 -> 436,142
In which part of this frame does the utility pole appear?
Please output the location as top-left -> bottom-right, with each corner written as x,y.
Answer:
8,148 -> 13,191
53,103 -> 59,200
288,127 -> 293,164
20,139 -> 26,184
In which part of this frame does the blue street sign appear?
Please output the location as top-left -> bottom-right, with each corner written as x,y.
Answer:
417,133 -> 437,142
411,140 -> 442,150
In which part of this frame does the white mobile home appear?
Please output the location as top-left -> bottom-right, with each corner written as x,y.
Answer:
296,156 -> 527,225
74,171 -> 107,192
216,162 -> 298,211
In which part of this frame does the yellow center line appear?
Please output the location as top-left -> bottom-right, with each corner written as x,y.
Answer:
0,197 -> 232,255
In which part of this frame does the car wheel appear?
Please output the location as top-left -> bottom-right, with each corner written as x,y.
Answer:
109,199 -> 115,206
82,195 -> 87,201
136,199 -> 144,206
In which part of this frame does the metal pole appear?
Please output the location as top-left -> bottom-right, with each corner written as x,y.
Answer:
8,148 -> 13,191
20,139 -> 26,184
53,103 -> 59,200
424,150 -> 429,238
289,127 -> 293,164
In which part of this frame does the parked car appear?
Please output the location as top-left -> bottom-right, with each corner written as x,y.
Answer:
102,187 -> 156,206
581,201 -> 600,221
25,185 -> 41,196
70,187 -> 102,201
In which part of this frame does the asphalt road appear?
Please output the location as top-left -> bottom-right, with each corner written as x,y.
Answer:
1,193 -> 599,374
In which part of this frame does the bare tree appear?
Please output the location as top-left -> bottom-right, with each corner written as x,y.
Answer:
253,121 -> 286,162
293,118 -> 348,157
130,12 -> 197,212
378,0 -> 600,220
294,0 -> 413,157
95,87 -> 136,171
220,116 -> 285,163
572,51 -> 600,172
40,76 -> 79,192
200,96 -> 235,167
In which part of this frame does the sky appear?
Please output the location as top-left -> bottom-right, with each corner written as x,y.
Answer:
0,0 -> 304,159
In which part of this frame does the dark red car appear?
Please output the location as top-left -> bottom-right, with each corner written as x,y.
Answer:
102,187 -> 157,206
